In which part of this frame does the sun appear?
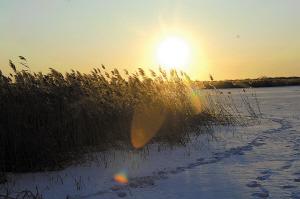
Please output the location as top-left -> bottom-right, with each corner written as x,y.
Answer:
156,36 -> 191,69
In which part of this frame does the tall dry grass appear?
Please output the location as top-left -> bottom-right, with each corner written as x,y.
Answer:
0,58 -> 258,175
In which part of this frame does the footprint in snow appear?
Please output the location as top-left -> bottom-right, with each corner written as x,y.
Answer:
170,170 -> 181,174
280,163 -> 292,170
282,185 -> 297,189
251,192 -> 269,198
293,172 -> 300,182
260,169 -> 273,175
256,174 -> 271,181
251,187 -> 269,198
294,178 -> 300,182
252,140 -> 266,147
246,181 -> 261,188
117,192 -> 127,198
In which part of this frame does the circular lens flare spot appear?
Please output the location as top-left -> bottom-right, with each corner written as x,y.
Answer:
114,172 -> 128,184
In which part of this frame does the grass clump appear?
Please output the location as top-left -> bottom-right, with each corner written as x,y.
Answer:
0,58 -> 258,173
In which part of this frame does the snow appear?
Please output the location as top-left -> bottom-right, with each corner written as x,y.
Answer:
1,86 -> 300,199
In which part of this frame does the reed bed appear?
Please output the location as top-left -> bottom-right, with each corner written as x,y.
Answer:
0,59 -> 258,175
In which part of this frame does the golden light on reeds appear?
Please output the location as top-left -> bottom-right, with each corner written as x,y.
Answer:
131,105 -> 167,149
113,171 -> 128,184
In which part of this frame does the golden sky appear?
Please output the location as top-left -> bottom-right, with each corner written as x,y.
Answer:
0,0 -> 299,80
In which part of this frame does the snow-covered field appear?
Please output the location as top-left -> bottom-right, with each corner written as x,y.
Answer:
1,86 -> 300,199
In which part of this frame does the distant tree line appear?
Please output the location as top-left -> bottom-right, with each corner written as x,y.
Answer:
198,77 -> 300,89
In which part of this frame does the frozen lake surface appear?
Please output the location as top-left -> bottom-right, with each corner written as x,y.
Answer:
1,86 -> 300,199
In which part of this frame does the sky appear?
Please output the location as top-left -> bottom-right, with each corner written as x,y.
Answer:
0,0 -> 299,80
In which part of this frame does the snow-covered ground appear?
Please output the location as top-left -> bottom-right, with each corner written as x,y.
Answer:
1,86 -> 300,199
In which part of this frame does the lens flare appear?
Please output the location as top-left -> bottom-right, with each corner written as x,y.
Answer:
114,172 -> 128,184
185,81 -> 203,114
189,88 -> 202,114
131,105 -> 166,149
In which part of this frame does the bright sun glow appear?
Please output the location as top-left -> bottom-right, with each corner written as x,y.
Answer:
156,36 -> 191,69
